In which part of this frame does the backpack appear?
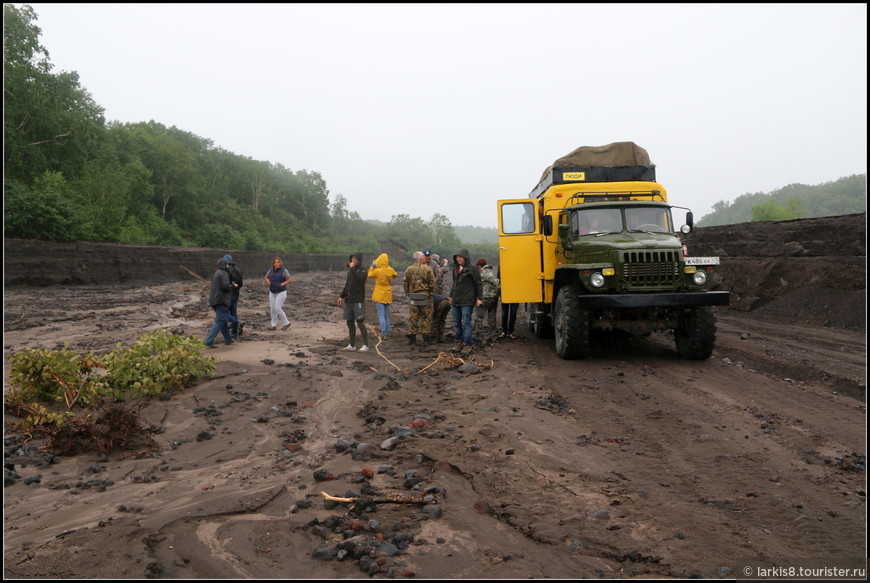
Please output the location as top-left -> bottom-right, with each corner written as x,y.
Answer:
229,265 -> 244,289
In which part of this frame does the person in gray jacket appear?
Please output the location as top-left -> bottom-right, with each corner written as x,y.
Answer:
205,257 -> 237,347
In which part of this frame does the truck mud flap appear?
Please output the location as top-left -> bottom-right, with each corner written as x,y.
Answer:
576,291 -> 730,309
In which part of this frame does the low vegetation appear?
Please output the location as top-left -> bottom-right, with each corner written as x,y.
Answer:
4,330 -> 216,449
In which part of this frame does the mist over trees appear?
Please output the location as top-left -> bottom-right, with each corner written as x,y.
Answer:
697,174 -> 866,227
3,3 -> 862,262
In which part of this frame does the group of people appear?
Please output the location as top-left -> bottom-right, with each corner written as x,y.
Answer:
348,247 -> 517,355
204,255 -> 293,347
204,249 -> 520,352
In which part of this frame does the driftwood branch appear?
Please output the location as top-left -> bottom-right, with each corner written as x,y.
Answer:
368,324 -> 402,372
320,491 -> 435,505
180,265 -> 209,283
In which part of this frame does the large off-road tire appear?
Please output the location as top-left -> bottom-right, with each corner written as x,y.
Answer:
553,286 -> 590,360
527,303 -> 553,339
674,306 -> 717,360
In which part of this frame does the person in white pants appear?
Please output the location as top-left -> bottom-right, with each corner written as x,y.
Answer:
263,256 -> 291,330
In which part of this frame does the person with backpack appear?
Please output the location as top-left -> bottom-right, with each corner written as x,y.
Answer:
204,256 -> 236,347
223,254 -> 244,339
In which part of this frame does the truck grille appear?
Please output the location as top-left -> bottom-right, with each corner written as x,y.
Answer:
622,251 -> 680,286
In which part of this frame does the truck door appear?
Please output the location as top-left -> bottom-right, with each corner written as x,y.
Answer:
497,199 -> 544,304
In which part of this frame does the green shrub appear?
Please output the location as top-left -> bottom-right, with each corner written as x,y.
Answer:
5,330 -> 216,415
103,329 -> 215,397
5,346 -> 108,408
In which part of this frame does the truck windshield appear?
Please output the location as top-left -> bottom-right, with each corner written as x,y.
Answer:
624,207 -> 671,233
572,209 -> 622,236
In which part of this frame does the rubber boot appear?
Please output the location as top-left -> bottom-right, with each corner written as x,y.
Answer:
407,334 -> 416,345
423,334 -> 433,346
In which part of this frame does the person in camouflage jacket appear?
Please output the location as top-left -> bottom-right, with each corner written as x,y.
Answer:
402,251 -> 437,345
474,258 -> 500,344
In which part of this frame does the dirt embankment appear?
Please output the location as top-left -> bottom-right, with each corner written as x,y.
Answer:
685,213 -> 866,329
1,240 -> 351,287
4,212 -> 866,329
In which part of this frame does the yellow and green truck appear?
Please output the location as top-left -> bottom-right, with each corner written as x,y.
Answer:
497,142 -> 730,360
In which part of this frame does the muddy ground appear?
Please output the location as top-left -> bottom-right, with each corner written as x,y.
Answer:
2,215 -> 867,579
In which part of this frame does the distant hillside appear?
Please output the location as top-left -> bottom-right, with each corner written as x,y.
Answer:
697,174 -> 866,227
453,225 -> 497,244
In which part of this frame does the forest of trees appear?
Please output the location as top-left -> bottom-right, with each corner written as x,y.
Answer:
3,4 -> 863,261
2,4 -> 492,261
696,174 -> 866,226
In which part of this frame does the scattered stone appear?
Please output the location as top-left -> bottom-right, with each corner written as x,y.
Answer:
313,469 -> 334,482
380,436 -> 401,450
353,443 -> 376,461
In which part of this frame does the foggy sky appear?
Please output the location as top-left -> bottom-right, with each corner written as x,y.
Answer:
26,3 -> 868,228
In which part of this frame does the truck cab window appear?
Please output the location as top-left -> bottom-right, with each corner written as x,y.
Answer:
576,209 -> 621,235
625,208 -> 671,233
502,202 -> 536,234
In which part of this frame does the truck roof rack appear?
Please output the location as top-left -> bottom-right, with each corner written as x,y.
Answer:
529,165 -> 657,199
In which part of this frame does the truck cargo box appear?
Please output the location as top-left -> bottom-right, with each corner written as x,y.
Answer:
531,141 -> 656,198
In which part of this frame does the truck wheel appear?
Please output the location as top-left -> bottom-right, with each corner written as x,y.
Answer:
674,306 -> 717,360
554,286 -> 590,360
528,303 -> 553,339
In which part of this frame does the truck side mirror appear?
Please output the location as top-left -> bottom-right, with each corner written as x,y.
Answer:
542,215 -> 553,237
686,211 -> 694,229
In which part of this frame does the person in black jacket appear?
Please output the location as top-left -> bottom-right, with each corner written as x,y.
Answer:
449,247 -> 483,353
205,257 -> 236,347
338,252 -> 370,352
223,254 -> 244,339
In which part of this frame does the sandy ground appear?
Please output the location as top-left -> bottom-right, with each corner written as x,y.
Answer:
3,272 -> 867,579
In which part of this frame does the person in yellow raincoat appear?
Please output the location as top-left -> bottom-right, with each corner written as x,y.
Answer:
367,252 -> 398,340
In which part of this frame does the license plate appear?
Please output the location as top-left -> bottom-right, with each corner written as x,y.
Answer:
685,256 -> 720,265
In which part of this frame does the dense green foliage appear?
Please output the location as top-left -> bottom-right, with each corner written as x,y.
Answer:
697,174 -> 866,226
2,4 -> 463,256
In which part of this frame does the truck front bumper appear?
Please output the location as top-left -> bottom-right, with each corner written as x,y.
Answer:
577,291 -> 731,309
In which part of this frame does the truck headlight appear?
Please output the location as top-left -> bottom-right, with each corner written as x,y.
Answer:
692,270 -> 707,285
590,272 -> 606,288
